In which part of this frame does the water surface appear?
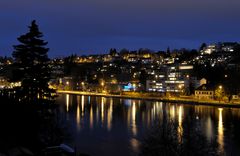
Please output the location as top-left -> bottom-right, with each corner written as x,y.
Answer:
56,94 -> 240,156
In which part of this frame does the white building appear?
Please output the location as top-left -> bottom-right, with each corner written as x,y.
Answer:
146,64 -> 194,93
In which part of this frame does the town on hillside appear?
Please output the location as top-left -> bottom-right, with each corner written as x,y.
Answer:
1,42 -> 240,103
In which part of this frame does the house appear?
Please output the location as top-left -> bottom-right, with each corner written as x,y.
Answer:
195,84 -> 214,100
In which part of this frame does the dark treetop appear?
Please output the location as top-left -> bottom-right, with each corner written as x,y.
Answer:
12,20 -> 54,102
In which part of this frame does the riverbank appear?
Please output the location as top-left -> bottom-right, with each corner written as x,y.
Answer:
57,90 -> 240,108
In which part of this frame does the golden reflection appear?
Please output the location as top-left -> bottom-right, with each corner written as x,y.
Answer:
96,103 -> 99,124
178,105 -> 183,142
218,108 -> 224,153
107,98 -> 113,131
132,101 -> 137,136
170,105 -> 175,119
147,110 -> 151,127
66,94 -> 69,112
130,138 -> 140,153
142,111 -> 145,124
206,116 -> 213,141
76,96 -> 81,130
81,95 -> 85,116
178,105 -> 183,125
155,102 -> 162,115
153,103 -> 156,118
76,102 -> 81,130
127,103 -> 131,129
90,105 -> 93,129
101,97 -> 105,123
157,102 -> 163,122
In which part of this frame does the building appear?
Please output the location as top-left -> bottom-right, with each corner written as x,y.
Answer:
195,84 -> 214,100
201,44 -> 218,55
220,42 -> 237,52
146,64 -> 194,93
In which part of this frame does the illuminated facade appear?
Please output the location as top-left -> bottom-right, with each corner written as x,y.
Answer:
146,65 -> 194,93
195,84 -> 214,100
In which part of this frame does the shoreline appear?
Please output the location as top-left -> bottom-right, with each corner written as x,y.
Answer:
57,90 -> 240,108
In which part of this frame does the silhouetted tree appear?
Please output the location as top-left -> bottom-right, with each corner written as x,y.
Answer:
12,20 -> 55,102
139,70 -> 148,91
63,54 -> 77,75
166,47 -> 171,57
232,44 -> 240,64
109,48 -> 117,56
200,43 -> 207,51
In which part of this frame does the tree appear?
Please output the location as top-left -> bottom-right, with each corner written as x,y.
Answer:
109,48 -> 117,56
12,20 -> 55,102
200,43 -> 207,51
166,47 -> 171,57
215,85 -> 224,102
139,70 -> 148,91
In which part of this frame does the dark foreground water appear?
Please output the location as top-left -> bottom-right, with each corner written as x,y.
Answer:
56,94 -> 240,156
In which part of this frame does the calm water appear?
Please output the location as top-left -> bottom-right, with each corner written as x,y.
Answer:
56,94 -> 240,156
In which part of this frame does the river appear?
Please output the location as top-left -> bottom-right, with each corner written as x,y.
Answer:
56,94 -> 240,156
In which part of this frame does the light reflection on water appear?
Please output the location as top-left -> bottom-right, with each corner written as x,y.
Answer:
59,94 -> 240,156
101,97 -> 104,124
178,105 -> 183,143
76,98 -> 80,130
131,101 -> 137,136
66,94 -> 69,112
218,108 -> 224,153
107,98 -> 113,131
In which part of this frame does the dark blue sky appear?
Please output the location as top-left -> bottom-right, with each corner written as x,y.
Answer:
1,0 -> 240,57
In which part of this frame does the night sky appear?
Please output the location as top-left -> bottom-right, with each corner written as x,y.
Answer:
1,0 -> 240,57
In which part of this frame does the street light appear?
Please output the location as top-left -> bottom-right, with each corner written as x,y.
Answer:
101,81 -> 105,87
178,84 -> 184,95
133,83 -> 136,91
217,85 -> 223,103
81,82 -> 85,91
178,84 -> 183,90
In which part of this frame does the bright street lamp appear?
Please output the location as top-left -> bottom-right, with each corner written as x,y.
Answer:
101,82 -> 105,86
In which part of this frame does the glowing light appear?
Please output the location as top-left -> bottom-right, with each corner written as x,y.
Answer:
90,105 -> 93,129
179,65 -> 193,70
133,83 -> 136,91
65,94 -> 70,112
101,97 -> 105,123
101,82 -> 105,86
81,95 -> 85,116
218,108 -> 224,153
107,98 -> 113,131
130,138 -> 140,153
178,84 -> 183,89
76,102 -> 81,130
178,105 -> 183,143
170,105 -> 175,119
132,101 -> 137,136
206,116 -> 213,141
